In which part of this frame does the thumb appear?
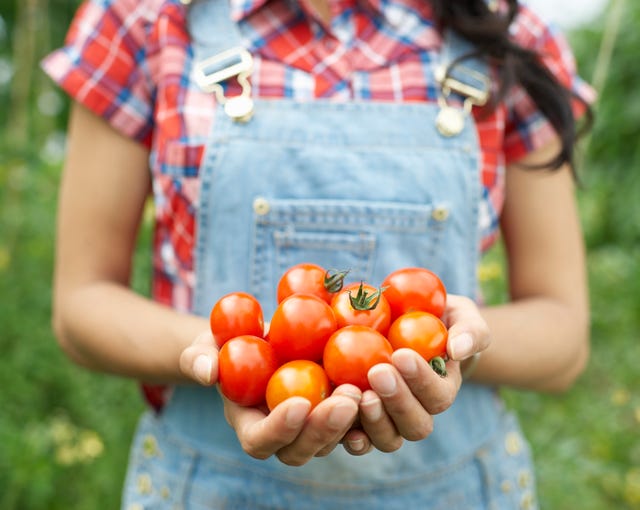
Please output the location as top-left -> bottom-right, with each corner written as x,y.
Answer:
179,330 -> 219,386
442,295 -> 491,361
447,331 -> 475,361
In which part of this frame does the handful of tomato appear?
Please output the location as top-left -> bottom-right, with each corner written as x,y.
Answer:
212,263 -> 449,410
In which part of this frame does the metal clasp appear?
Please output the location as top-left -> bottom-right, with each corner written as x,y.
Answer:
434,63 -> 490,137
194,47 -> 255,122
435,64 -> 490,107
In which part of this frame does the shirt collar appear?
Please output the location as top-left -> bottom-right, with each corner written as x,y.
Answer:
229,0 -> 271,21
229,0 -> 436,35
229,0 -> 391,22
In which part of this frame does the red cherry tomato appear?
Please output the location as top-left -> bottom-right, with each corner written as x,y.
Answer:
331,282 -> 391,336
268,294 -> 338,362
323,325 -> 393,391
277,263 -> 348,304
265,360 -> 331,411
210,292 -> 264,348
387,311 -> 449,376
382,267 -> 447,321
218,335 -> 279,406
387,311 -> 448,361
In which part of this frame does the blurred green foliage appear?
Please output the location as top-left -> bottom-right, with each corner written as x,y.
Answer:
487,3 -> 640,507
0,0 -> 638,509
1,2 -> 144,508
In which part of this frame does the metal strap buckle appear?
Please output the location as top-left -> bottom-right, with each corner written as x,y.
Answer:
435,64 -> 491,107
434,63 -> 491,137
194,47 -> 255,122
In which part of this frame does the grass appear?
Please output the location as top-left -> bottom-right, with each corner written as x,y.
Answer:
482,238 -> 640,509
0,150 -> 146,509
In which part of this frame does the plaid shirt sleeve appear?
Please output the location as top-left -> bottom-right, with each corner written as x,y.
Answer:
503,5 -> 596,164
41,0 -> 156,147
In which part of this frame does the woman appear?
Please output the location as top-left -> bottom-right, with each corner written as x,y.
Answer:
43,0 -> 593,507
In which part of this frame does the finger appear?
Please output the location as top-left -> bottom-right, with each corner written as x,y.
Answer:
392,348 -> 461,415
341,428 -> 374,456
314,385 -> 363,457
442,295 -> 491,361
313,443 -> 339,457
331,383 -> 363,401
367,363 -> 433,442
224,396 -> 312,460
179,330 -> 218,385
358,389 -> 404,452
276,395 -> 359,466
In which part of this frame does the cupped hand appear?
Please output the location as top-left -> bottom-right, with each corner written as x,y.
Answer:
343,294 -> 490,455
222,384 -> 362,466
180,330 -> 363,466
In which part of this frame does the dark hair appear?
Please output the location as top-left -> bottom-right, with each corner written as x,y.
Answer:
431,0 -> 593,171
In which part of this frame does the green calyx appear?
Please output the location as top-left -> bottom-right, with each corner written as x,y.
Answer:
324,269 -> 350,294
429,357 -> 448,377
348,282 -> 385,311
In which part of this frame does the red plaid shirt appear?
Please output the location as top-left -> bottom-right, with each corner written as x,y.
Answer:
43,0 -> 594,314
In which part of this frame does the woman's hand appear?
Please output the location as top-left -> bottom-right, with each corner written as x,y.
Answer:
180,329 -> 363,466
343,294 -> 490,455
181,295 -> 490,461
222,384 -> 362,466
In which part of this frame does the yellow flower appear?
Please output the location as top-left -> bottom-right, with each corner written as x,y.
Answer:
55,444 -> 80,466
49,415 -> 76,444
79,430 -> 104,460
624,468 -> 640,506
477,262 -> 502,283
0,246 -> 10,272
611,388 -> 631,406
143,197 -> 155,225
47,413 -> 105,465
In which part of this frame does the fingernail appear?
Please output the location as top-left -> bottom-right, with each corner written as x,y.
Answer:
328,402 -> 355,429
332,385 -> 362,403
285,400 -> 310,428
360,398 -> 382,422
369,365 -> 397,397
348,438 -> 365,452
451,333 -> 473,360
393,350 -> 417,377
193,355 -> 212,384
340,390 -> 363,403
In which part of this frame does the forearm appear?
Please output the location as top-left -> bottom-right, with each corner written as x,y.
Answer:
467,140 -> 591,393
53,281 -> 208,383
50,104 -> 210,383
470,297 -> 589,392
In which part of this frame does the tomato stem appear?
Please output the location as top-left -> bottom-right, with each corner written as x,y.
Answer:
324,269 -> 350,294
348,282 -> 386,311
429,356 -> 447,377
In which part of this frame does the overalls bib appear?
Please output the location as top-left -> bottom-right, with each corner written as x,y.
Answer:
122,1 -> 539,508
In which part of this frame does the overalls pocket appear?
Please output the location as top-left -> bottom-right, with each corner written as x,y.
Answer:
249,197 -> 451,313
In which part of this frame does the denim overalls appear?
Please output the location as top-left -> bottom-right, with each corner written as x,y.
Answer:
122,1 -> 539,508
